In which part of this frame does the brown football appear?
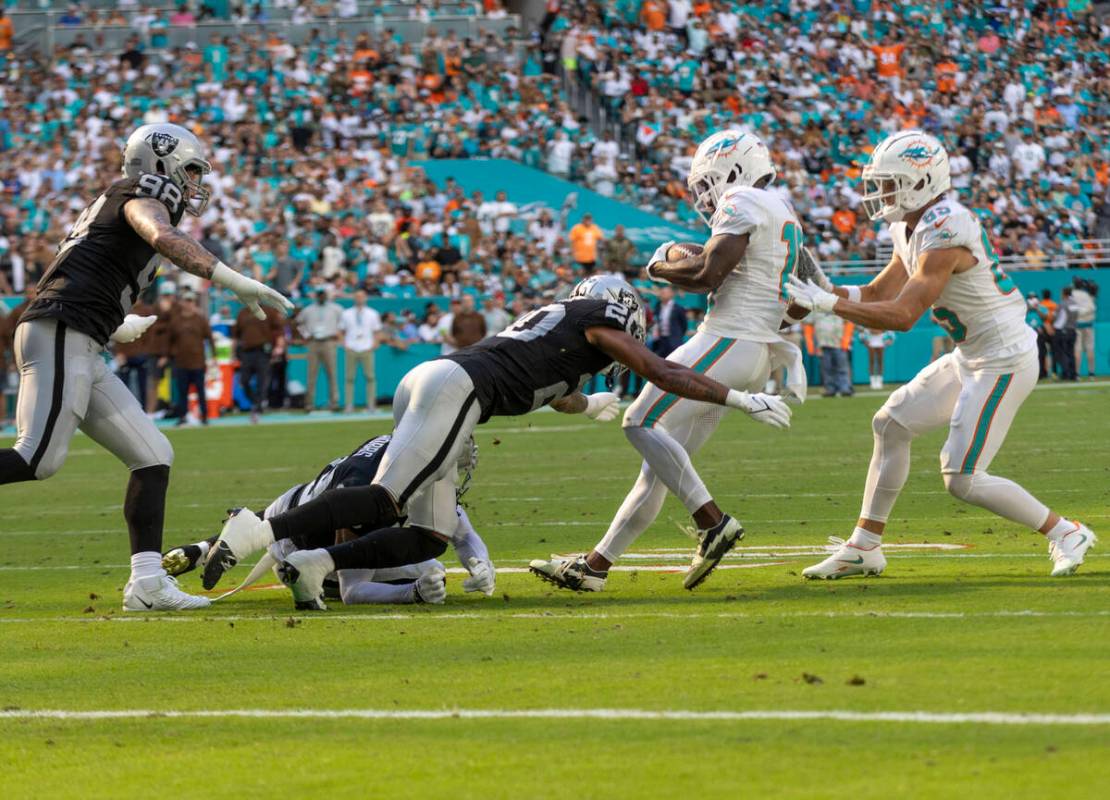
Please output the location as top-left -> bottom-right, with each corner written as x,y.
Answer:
666,242 -> 704,261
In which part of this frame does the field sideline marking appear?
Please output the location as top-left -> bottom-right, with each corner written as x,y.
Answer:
1,610 -> 1107,625
0,708 -> 1107,726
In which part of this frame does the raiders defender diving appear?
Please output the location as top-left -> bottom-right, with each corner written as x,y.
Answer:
169,434 -> 493,607
216,274 -> 792,610
0,123 -> 293,611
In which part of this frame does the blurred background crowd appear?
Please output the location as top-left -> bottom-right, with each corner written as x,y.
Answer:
0,0 -> 1106,424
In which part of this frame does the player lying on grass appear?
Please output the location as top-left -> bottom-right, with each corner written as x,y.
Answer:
217,274 -> 792,610
169,434 -> 494,607
0,123 -> 293,612
531,129 -> 809,593
786,130 -> 1097,579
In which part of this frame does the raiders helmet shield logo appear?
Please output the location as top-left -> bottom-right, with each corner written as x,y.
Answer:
148,131 -> 179,158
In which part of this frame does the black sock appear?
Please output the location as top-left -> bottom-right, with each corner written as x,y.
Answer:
0,449 -> 36,484
288,526 -> 340,551
125,465 -> 170,554
327,526 -> 447,571
269,485 -> 400,544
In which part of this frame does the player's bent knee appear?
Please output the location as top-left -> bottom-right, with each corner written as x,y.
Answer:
872,408 -> 912,441
33,450 -> 68,480
943,472 -> 975,502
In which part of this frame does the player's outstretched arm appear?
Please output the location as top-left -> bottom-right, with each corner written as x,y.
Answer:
647,233 -> 749,293
586,327 -> 791,428
787,248 -> 967,332
124,198 -> 294,320
550,391 -> 620,421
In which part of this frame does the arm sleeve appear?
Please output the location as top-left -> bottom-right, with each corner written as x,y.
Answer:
452,507 -> 490,566
710,189 -> 763,237
338,570 -> 415,605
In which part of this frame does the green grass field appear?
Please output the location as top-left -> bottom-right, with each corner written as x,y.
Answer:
2,383 -> 1108,799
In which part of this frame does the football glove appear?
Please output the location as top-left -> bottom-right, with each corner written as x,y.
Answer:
211,262 -> 295,320
584,391 -> 620,422
462,556 -> 496,597
110,314 -> 157,344
785,275 -> 839,313
645,240 -> 675,280
413,567 -> 447,605
795,246 -> 834,292
725,390 -> 792,430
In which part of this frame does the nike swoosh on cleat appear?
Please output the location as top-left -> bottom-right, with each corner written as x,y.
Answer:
841,556 -> 865,564
138,597 -> 153,609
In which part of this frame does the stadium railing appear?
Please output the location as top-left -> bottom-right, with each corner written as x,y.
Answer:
822,239 -> 1110,275
14,14 -> 521,52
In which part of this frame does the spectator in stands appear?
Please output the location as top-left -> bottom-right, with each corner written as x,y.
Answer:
297,287 -> 343,412
233,302 -> 285,425
452,294 -> 487,349
651,286 -> 687,358
482,294 -> 511,336
603,224 -> 637,279
340,289 -> 383,413
168,290 -> 215,426
0,9 -> 13,54
569,213 -> 603,275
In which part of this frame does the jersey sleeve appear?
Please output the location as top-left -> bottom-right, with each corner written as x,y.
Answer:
115,175 -> 186,222
710,188 -> 764,237
918,204 -> 978,254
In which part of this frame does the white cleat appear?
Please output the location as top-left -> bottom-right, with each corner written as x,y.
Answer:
684,514 -> 744,590
529,554 -> 607,592
802,537 -> 887,580
277,549 -> 333,610
202,508 -> 271,590
123,574 -> 211,612
1049,523 -> 1097,577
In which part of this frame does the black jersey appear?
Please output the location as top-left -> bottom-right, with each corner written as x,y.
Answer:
290,435 -> 391,510
22,174 -> 186,345
444,297 -> 633,422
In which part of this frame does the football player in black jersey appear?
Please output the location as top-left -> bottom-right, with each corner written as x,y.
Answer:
162,434 -> 493,608
0,123 -> 293,612
216,275 -> 792,610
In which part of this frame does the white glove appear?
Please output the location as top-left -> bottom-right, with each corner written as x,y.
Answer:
462,556 -> 496,597
725,390 -> 793,429
413,567 -> 447,604
211,262 -> 295,320
796,246 -> 834,292
645,240 -> 675,279
110,314 -> 157,344
785,275 -> 838,313
583,391 -> 620,422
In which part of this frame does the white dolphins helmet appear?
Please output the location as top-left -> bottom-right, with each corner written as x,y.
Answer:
861,130 -> 951,223
687,129 -> 776,226
122,123 -> 212,216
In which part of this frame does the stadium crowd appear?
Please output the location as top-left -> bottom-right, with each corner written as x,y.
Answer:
0,1 -> 1106,422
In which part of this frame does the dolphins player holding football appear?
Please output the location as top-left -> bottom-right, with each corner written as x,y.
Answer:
531,129 -> 806,592
787,130 -> 1096,578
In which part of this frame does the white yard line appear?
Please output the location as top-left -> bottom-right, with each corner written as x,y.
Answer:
1,609 -> 1106,625
0,708 -> 1107,726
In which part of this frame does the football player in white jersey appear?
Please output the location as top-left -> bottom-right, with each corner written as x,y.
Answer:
787,130 -> 1096,578
531,129 -> 804,592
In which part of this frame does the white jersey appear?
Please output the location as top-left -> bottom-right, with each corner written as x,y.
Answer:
702,185 -> 801,342
891,198 -> 1034,369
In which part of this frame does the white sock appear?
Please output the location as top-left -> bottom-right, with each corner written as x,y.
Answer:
130,551 -> 165,581
594,464 -> 669,564
197,541 -> 211,560
859,410 -> 913,524
847,527 -> 883,549
1045,517 -> 1078,541
318,549 -> 337,573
